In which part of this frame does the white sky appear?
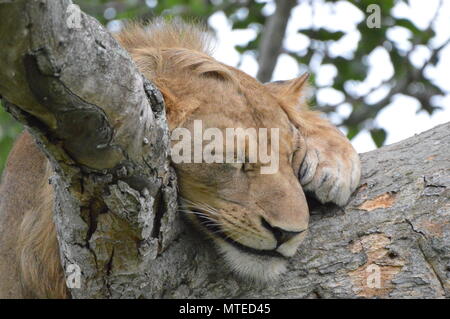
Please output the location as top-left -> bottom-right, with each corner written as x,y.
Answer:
207,0 -> 450,153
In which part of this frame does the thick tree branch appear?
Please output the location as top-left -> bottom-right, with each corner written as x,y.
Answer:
256,0 -> 297,83
0,0 -> 178,298
152,122 -> 449,299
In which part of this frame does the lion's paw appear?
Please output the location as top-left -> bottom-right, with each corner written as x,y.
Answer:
299,134 -> 361,207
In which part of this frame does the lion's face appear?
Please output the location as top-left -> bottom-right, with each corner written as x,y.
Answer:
166,69 -> 310,281
122,26 -> 312,280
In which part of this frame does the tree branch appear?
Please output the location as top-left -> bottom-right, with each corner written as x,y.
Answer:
256,0 -> 297,83
0,0 -> 178,298
153,122 -> 450,298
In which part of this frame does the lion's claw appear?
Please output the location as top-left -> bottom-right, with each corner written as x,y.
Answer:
299,134 -> 360,207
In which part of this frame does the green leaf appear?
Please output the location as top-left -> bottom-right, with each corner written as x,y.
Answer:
395,18 -> 421,36
370,128 -> 387,147
346,125 -> 360,140
301,29 -> 345,41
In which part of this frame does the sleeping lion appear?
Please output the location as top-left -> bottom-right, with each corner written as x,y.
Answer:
0,20 -> 360,298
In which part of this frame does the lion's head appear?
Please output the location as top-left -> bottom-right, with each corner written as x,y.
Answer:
117,20 -> 313,281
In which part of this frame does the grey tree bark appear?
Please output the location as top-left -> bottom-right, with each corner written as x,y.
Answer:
0,0 -> 179,298
0,0 -> 449,298
256,0 -> 298,83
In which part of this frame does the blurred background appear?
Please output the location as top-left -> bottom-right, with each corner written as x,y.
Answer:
1,0 -> 449,175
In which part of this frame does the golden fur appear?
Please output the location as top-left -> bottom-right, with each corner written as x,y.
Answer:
0,20 -> 360,298
0,133 -> 68,298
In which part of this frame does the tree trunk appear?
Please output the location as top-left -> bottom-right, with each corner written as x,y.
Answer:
0,0 -> 179,298
0,0 -> 449,299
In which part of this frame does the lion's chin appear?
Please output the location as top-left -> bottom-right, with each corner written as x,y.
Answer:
215,238 -> 288,282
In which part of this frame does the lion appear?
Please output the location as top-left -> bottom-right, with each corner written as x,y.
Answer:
0,20 -> 360,298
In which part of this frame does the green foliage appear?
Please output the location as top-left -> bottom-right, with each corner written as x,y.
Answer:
370,128 -> 387,148
302,29 -> 345,42
229,0 -> 445,145
0,101 -> 22,175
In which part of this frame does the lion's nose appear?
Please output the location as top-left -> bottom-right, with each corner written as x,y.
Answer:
261,217 -> 306,247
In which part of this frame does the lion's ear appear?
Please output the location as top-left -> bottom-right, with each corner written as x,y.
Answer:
264,72 -> 310,109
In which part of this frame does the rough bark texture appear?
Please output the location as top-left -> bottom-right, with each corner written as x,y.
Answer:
0,0 -> 179,298
256,0 -> 297,83
116,122 -> 449,299
0,0 -> 449,299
